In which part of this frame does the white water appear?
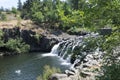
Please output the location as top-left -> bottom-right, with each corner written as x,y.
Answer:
15,70 -> 21,74
42,33 -> 100,67
42,43 -> 60,57
51,43 -> 61,54
42,42 -> 72,65
42,53 -> 57,57
59,41 -> 70,56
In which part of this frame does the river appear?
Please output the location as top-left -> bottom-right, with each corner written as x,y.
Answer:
0,53 -> 70,80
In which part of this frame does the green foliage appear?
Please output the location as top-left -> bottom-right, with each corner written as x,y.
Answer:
0,30 -> 30,54
0,7 -> 4,12
17,14 -> 22,27
22,0 -> 41,19
84,0 -> 120,28
5,38 -> 30,54
102,29 -> 120,63
37,65 -> 61,80
33,33 -> 42,43
11,7 -> 18,15
97,63 -> 120,80
32,12 -> 44,23
58,9 -> 84,31
96,27 -> 120,80
103,32 -> 120,52
17,0 -> 22,11
16,0 -> 120,79
0,13 -> 7,21
19,0 -> 120,31
0,30 -> 4,47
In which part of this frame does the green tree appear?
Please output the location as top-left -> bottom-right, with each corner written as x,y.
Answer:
11,7 -> 18,15
71,0 -> 79,10
0,7 -> 4,11
32,12 -> 44,23
5,38 -> 30,54
97,29 -> 120,80
84,0 -> 120,28
22,0 -> 34,18
18,0 -> 22,11
0,13 -> 7,21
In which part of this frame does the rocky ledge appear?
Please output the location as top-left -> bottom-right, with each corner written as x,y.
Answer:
0,27 -> 59,52
49,49 -> 103,80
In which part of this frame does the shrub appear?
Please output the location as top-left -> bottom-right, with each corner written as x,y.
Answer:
97,63 -> 120,80
33,33 -> 42,43
32,12 -> 44,23
0,30 -> 4,47
58,10 -> 84,31
96,27 -> 120,80
37,65 -> 61,80
5,38 -> 30,54
0,13 -> 7,21
11,7 -> 18,15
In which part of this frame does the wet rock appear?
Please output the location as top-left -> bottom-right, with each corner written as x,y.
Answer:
81,71 -> 93,77
65,70 -> 75,76
0,53 -> 3,56
68,30 -> 88,36
49,73 -> 68,80
99,28 -> 112,36
69,68 -> 77,73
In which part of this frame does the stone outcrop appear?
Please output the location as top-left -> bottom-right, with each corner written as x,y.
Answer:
1,27 -> 59,52
49,49 -> 103,80
98,28 -> 112,36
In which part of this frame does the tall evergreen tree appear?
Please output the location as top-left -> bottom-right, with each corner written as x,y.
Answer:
18,0 -> 22,11
0,7 -> 4,11
68,0 -> 79,10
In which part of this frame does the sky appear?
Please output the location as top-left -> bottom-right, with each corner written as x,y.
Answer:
0,0 -> 66,9
0,0 -> 26,9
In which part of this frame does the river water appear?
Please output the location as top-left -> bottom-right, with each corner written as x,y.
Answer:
0,53 -> 70,80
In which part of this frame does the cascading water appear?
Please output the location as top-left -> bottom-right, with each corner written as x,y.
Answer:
43,32 -> 102,67
42,33 -> 103,80
50,43 -> 61,54
42,43 -> 61,57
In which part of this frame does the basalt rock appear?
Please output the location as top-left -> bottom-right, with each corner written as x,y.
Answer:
98,28 -> 112,36
1,27 -> 59,52
49,73 -> 68,80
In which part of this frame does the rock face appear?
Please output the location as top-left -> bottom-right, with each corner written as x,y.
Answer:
98,28 -> 112,36
1,27 -> 59,52
1,26 -> 79,53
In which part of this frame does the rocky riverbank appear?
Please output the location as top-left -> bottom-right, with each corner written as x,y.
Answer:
49,48 -> 103,80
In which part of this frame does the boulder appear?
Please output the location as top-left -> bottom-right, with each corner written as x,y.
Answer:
65,70 -> 75,76
49,73 -> 68,80
99,28 -> 112,36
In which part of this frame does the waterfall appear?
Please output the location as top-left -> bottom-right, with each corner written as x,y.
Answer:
42,43 -> 61,57
43,32 -> 102,67
50,43 -> 61,54
46,36 -> 84,65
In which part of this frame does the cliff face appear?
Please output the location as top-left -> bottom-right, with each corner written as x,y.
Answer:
0,20 -> 88,53
1,27 -> 58,52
